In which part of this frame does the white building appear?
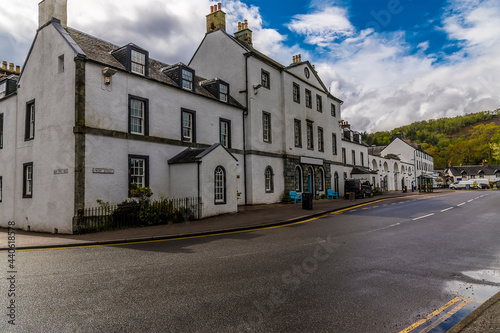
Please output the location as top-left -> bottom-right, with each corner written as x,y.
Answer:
0,0 -> 245,233
189,5 -> 344,203
368,135 -> 434,191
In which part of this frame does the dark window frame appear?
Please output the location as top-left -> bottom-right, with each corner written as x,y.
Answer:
316,94 -> 323,112
294,119 -> 302,148
128,95 -> 149,136
128,155 -> 150,194
306,120 -> 314,150
295,166 -> 303,192
0,175 -> 2,202
265,166 -> 274,193
261,69 -> 270,89
293,83 -> 300,103
25,100 -> 35,141
23,162 -> 33,198
262,111 -> 272,143
0,113 -> 3,149
331,103 -> 336,117
332,133 -> 337,155
219,118 -> 231,148
219,82 -> 229,102
305,89 -> 312,108
129,47 -> 149,76
181,67 -> 195,91
181,109 -> 196,143
318,126 -> 324,152
352,150 -> 356,165
342,148 -> 346,164
214,165 -> 227,205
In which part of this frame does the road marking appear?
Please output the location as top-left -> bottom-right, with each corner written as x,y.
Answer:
12,216 -> 326,252
412,213 -> 434,221
441,207 -> 454,212
399,297 -> 463,333
457,202 -> 466,206
467,199 -> 474,202
475,197 -> 480,200
418,298 -> 472,333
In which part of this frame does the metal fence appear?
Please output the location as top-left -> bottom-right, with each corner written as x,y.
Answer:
74,197 -> 201,234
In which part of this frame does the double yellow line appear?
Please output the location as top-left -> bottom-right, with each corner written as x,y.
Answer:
400,297 -> 473,333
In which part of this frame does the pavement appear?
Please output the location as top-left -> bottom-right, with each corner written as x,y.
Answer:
0,188 -> 498,332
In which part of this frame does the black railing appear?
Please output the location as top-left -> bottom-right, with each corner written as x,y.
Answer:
74,197 -> 201,234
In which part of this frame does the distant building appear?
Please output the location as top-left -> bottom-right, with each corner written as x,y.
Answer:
444,160 -> 500,184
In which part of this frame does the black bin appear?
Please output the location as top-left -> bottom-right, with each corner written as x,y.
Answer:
302,192 -> 313,210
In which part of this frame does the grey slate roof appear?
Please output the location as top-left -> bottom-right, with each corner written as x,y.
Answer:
65,27 -> 244,109
167,143 -> 237,164
446,165 -> 500,176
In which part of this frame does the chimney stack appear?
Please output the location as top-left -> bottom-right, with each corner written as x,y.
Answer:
206,3 -> 226,33
0,60 -> 21,75
39,0 -> 67,28
482,159 -> 488,167
234,19 -> 253,46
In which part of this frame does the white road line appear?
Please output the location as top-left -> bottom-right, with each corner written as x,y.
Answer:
441,207 -> 454,212
467,199 -> 474,202
457,202 -> 466,206
413,213 -> 435,221
475,197 -> 480,200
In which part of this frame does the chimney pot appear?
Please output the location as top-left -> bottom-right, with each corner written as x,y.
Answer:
9,63 -> 14,71
218,3 -> 221,11
298,54 -> 302,62
16,65 -> 20,73
238,22 -> 242,31
2,61 -> 6,69
210,5 -> 214,13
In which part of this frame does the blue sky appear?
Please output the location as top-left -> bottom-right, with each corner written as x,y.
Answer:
1,0 -> 499,132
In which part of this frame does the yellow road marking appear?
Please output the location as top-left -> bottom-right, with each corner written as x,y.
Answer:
399,297 -> 463,333
418,299 -> 472,333
8,216 -> 323,252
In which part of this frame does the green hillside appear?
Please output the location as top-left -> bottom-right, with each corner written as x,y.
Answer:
362,110 -> 500,168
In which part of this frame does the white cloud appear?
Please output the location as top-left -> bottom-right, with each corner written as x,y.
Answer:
287,7 -> 354,46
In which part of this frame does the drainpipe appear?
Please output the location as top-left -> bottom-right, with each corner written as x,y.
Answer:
243,53 -> 251,205
197,160 -> 201,218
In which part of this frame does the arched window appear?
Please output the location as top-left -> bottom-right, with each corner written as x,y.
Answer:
318,167 -> 325,191
295,166 -> 302,192
265,166 -> 274,193
214,166 -> 226,204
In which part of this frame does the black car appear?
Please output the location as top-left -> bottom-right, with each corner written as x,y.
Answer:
344,179 -> 374,199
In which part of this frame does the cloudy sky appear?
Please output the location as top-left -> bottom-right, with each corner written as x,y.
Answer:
1,0 -> 499,132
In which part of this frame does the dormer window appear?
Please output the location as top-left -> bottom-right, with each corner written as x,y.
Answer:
182,69 -> 194,90
219,83 -> 228,102
131,50 -> 146,75
111,44 -> 149,77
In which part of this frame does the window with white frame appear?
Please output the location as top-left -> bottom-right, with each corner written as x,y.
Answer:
265,166 -> 274,193
129,96 -> 148,135
23,162 -> 33,198
182,110 -> 195,142
131,50 -> 146,75
306,121 -> 313,149
318,127 -> 324,152
295,166 -> 302,192
214,166 -> 226,204
263,112 -> 271,143
219,83 -> 228,102
318,167 -> 325,191
129,156 -> 148,189
220,119 -> 231,148
25,101 -> 35,141
182,69 -> 194,90
294,119 -> 301,147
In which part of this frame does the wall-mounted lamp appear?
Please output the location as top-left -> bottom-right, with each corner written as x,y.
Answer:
102,67 -> 117,85
253,83 -> 262,94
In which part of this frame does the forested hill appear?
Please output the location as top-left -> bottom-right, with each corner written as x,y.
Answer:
362,110 -> 500,169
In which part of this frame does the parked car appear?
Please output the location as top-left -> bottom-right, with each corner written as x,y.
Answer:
344,179 -> 374,199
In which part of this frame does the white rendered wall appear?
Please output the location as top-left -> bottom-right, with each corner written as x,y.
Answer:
0,95 -> 17,227
13,24 -> 77,233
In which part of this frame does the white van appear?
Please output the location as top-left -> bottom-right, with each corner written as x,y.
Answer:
450,179 -> 489,190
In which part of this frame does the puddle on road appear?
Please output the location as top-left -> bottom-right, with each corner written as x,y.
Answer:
412,270 -> 500,333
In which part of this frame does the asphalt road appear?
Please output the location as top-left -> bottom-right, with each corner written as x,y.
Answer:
1,191 -> 499,332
